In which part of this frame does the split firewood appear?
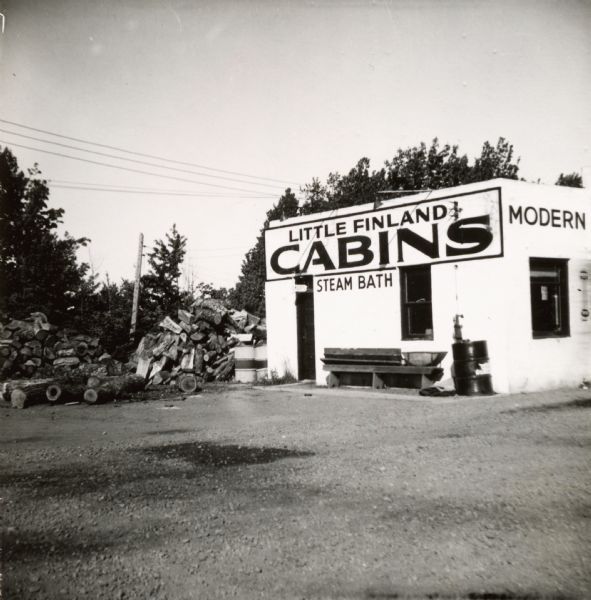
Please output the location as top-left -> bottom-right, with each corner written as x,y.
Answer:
214,355 -> 234,380
180,347 -> 195,372
159,316 -> 182,335
136,356 -> 153,379
57,348 -> 76,358
178,309 -> 193,325
53,357 -> 80,368
194,308 -> 222,327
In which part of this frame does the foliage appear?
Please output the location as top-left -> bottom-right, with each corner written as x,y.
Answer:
141,224 -> 187,322
555,172 -> 583,188
234,138 -> 521,314
0,146 -> 94,324
194,282 -> 232,303
229,188 -> 299,315
256,368 -> 298,386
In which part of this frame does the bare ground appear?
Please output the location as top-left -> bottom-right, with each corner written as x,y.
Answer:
1,383 -> 590,600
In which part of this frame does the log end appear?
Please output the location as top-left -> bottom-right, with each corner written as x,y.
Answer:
46,384 -> 62,403
83,388 -> 99,404
177,374 -> 201,394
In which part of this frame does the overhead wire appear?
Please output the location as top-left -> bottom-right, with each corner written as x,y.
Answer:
0,139 -> 287,196
0,117 -> 300,186
0,128 -> 285,190
50,184 -> 276,199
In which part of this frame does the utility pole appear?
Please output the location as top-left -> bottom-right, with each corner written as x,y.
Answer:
130,232 -> 144,340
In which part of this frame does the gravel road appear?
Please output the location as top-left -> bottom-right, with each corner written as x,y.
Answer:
1,384 -> 590,600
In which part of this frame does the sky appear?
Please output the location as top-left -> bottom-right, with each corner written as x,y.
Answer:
1,0 -> 590,289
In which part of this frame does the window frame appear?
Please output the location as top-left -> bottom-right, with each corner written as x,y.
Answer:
529,257 -> 570,339
400,264 -> 434,341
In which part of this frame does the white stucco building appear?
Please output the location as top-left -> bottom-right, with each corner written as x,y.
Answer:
264,179 -> 591,394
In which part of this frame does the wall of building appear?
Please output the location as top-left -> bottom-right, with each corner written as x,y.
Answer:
496,181 -> 591,391
265,279 -> 299,378
265,179 -> 591,393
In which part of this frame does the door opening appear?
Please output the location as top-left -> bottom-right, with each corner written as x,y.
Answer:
295,275 -> 316,380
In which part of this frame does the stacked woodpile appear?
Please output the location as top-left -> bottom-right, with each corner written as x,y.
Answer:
132,298 -> 265,391
0,312 -> 118,380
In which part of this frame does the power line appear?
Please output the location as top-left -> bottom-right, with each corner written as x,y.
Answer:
47,179 -> 278,197
0,128 -> 284,191
0,117 -> 300,186
51,184 -> 276,199
0,139 -> 286,196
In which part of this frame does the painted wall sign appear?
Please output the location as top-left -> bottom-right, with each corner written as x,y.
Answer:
265,189 -> 503,281
315,272 -> 394,293
508,205 -> 586,229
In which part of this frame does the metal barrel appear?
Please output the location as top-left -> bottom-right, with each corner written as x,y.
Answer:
452,340 -> 494,395
233,345 -> 257,383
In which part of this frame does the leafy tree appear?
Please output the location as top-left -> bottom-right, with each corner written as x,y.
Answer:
0,146 -> 93,324
467,137 -> 519,182
235,138 -> 521,313
69,277 -> 136,358
141,224 -> 187,321
194,282 -> 231,303
556,172 -> 583,188
230,188 -> 299,315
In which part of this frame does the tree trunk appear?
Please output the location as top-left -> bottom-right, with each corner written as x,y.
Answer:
177,373 -> 201,394
10,380 -> 56,409
83,374 -> 145,404
46,382 -> 87,403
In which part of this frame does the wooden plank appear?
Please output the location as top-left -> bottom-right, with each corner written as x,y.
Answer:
322,363 -> 443,376
324,347 -> 401,357
320,357 -> 402,366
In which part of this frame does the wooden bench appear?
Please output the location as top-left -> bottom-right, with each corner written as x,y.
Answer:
322,347 -> 444,390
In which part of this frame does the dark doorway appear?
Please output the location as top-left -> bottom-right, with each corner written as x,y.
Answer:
295,275 -> 316,380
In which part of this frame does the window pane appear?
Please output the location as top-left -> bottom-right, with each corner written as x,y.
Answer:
407,304 -> 433,336
405,269 -> 431,302
529,258 -> 569,338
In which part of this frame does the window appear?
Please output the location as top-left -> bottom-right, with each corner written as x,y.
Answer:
530,258 -> 569,338
400,265 -> 433,339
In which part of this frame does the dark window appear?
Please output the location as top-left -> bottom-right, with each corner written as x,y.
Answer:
401,265 -> 433,340
530,258 -> 569,338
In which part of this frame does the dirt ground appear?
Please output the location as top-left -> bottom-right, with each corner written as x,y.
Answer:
1,383 -> 590,600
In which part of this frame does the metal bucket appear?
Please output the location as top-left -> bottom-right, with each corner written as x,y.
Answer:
452,340 -> 493,395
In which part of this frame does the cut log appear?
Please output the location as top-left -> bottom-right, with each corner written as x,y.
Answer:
10,380 -> 55,409
87,374 -> 145,390
84,374 -> 145,404
83,387 -> 115,404
46,382 -> 86,403
151,370 -> 171,385
86,375 -> 103,388
74,341 -> 89,357
177,373 -> 201,394
190,331 -> 206,343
